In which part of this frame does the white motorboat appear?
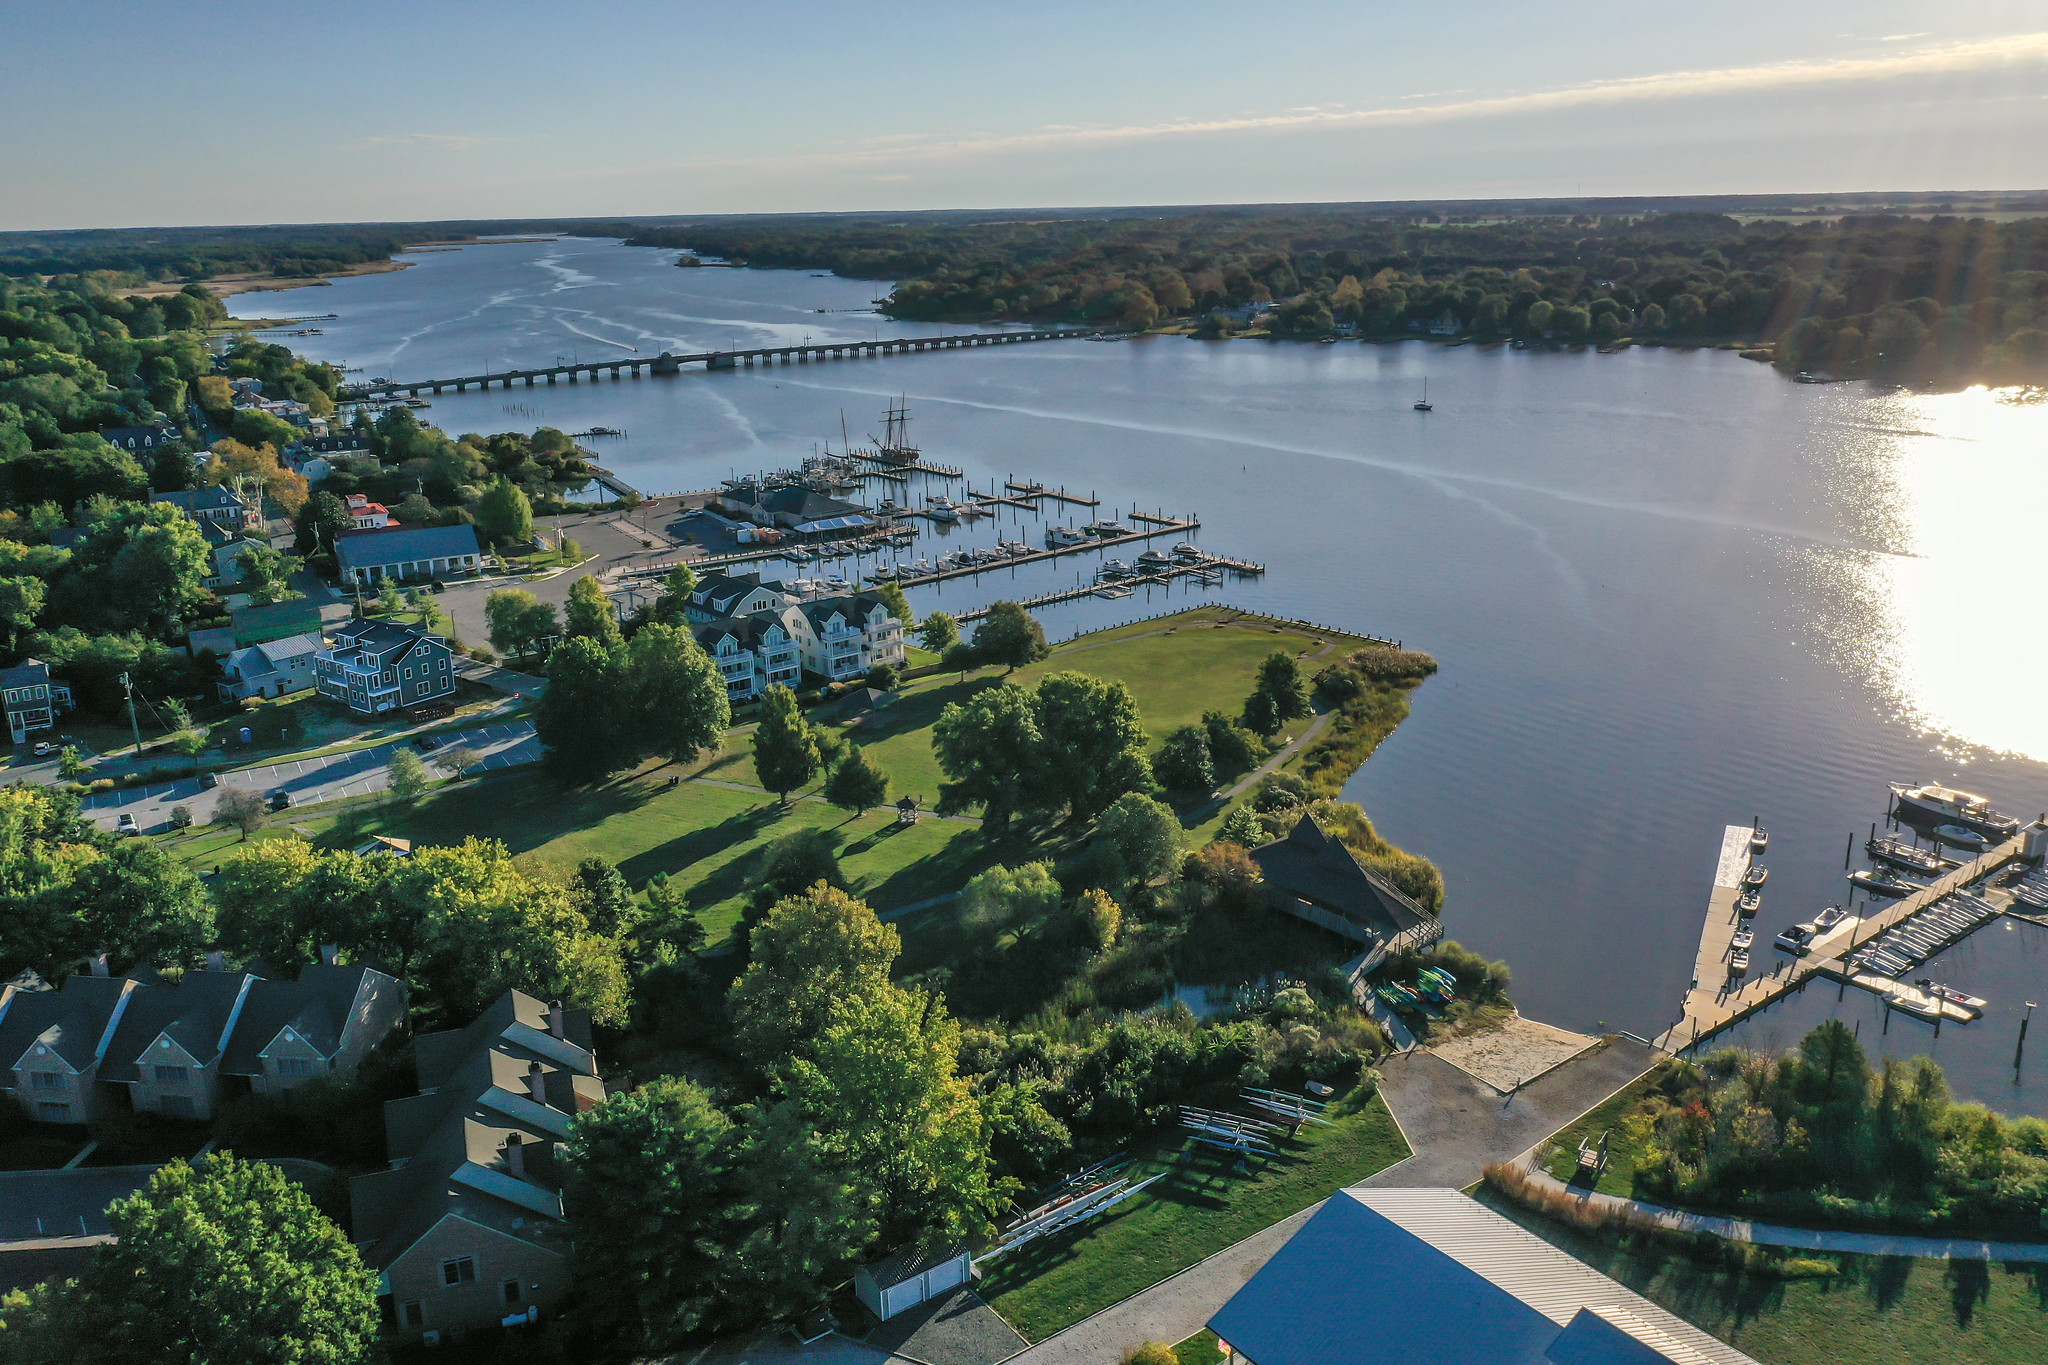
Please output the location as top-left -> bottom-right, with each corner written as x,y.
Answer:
1849,867 -> 1921,898
1934,823 -> 1990,852
1046,526 -> 1088,548
1135,549 -> 1173,568
1099,559 -> 1133,579
1731,926 -> 1754,950
1890,782 -> 2019,838
1914,979 -> 1988,1013
1728,948 -> 1750,976
1773,922 -> 1818,956
1172,541 -> 1202,559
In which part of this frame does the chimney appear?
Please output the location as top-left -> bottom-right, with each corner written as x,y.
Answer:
205,950 -> 227,973
504,1134 -> 525,1180
319,943 -> 340,967
526,1061 -> 546,1104
548,1000 -> 565,1040
88,952 -> 109,979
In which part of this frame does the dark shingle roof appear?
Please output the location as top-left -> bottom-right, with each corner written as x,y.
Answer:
219,962 -> 404,1076
0,977 -> 131,1072
1250,816 -> 1432,943
333,523 -> 479,572
101,970 -> 257,1079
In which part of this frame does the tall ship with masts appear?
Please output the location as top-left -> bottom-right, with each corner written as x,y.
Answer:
867,398 -> 923,466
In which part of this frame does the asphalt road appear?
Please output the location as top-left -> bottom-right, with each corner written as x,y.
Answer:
81,721 -> 539,834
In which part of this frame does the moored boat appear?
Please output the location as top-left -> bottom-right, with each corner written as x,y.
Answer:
1728,947 -> 1750,975
1136,549 -> 1173,568
1890,782 -> 2020,839
1749,822 -> 1769,854
1866,836 -> 1948,875
1934,823 -> 1990,852
1914,979 -> 1988,1013
1742,865 -> 1768,889
1773,922 -> 1817,956
1738,889 -> 1761,916
1731,926 -> 1754,950
1850,867 -> 1922,898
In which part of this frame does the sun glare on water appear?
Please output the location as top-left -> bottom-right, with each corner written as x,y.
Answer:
1851,384 -> 2048,762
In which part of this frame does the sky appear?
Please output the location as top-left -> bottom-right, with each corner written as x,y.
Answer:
6,1 -> 2048,230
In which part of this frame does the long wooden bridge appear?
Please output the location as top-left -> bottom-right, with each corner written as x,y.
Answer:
1655,829 -> 2024,1054
339,328 -> 1105,400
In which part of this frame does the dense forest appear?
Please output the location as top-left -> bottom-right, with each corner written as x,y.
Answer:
639,210 -> 2048,382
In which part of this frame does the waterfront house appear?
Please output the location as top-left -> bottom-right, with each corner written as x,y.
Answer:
349,991 -> 606,1346
334,523 -> 481,587
152,485 -> 259,532
778,593 -> 905,683
217,631 -> 325,702
1248,816 -> 1442,972
686,570 -> 796,623
1209,1188 -> 1759,1365
201,522 -> 259,590
714,480 -> 874,536
316,619 -> 457,716
1,658 -> 74,745
694,613 -> 803,702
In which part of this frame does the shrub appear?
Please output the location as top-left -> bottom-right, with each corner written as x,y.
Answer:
1123,1343 -> 1177,1365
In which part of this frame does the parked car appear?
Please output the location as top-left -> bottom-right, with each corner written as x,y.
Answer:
116,813 -> 139,835
200,771 -> 219,789
412,734 -> 440,752
268,788 -> 294,811
32,741 -> 53,757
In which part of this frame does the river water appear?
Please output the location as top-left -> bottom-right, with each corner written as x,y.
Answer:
235,237 -> 2048,1111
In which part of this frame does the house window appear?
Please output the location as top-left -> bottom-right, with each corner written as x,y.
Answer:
160,1095 -> 196,1117
154,1064 -> 189,1084
501,1279 -> 523,1306
400,1301 -> 424,1329
277,1057 -> 315,1077
30,1071 -> 65,1090
36,1102 -> 72,1122
441,1257 -> 476,1287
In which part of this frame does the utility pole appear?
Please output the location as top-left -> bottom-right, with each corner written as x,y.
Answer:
120,672 -> 142,757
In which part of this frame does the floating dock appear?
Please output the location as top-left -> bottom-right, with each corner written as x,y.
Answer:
1657,828 -> 2021,1052
888,517 -> 1207,589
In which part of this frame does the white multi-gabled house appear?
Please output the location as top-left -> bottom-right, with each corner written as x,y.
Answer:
685,570 -> 796,624
780,593 -> 905,683
693,613 -> 803,703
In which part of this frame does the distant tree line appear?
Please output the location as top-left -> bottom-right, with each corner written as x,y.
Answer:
632,210 -> 2048,381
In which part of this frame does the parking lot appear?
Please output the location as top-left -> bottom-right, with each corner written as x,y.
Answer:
81,721 -> 539,834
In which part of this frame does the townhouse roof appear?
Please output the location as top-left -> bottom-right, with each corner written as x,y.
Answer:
796,592 -> 890,630
692,570 -> 791,614
100,968 -> 258,1079
332,523 -> 479,572
1250,815 -> 1434,943
694,610 -> 791,652
724,483 -> 867,521
0,976 -> 131,1073
349,990 -> 603,1271
219,961 -> 406,1077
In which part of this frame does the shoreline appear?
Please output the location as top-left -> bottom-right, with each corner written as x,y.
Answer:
124,257 -> 415,300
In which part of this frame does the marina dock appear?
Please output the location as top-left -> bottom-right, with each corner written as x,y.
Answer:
889,517 -> 1224,589
1657,829 -> 2022,1052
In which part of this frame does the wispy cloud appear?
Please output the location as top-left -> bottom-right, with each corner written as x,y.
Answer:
1882,33 -> 1932,43
843,33 -> 2048,166
347,132 -> 500,152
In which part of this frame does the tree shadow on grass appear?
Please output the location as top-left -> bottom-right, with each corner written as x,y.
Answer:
1947,1258 -> 1990,1327
619,800 -> 796,903
327,769 -> 665,856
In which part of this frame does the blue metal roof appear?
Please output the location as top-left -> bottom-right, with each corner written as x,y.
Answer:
1209,1190 -> 1758,1365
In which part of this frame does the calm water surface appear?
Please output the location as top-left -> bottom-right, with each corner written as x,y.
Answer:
236,238 -> 2048,1110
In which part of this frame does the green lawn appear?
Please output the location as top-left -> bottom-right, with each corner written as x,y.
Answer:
1175,1330 -> 1225,1365
311,773 -> 984,946
1538,1061 -> 1679,1196
1480,1189 -> 2048,1365
980,1095 -> 1409,1342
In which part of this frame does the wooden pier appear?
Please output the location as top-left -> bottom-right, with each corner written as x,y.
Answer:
1005,481 -> 1100,507
888,518 -> 1202,589
850,452 -> 964,478
1656,830 -> 2022,1053
955,559 -> 1246,621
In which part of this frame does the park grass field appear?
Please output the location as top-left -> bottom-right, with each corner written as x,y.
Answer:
979,1095 -> 1408,1343
1480,1189 -> 2048,1365
233,608 -> 1387,947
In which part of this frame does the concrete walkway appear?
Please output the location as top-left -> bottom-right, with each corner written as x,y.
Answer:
1514,1164 -> 2048,1263
999,1039 -> 1661,1365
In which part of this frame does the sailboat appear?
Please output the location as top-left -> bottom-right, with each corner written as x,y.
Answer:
1413,379 -> 1433,412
